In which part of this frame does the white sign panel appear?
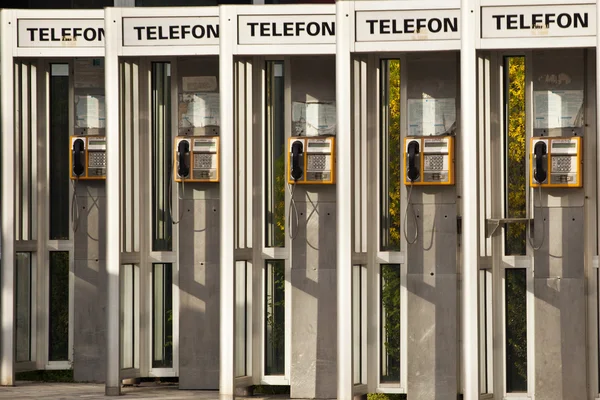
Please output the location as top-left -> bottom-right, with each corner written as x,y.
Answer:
356,10 -> 460,42
123,17 -> 219,46
238,15 -> 335,45
481,5 -> 595,38
18,19 -> 104,47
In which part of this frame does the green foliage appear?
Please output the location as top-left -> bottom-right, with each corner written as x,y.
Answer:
16,369 -> 73,383
505,270 -> 528,390
367,393 -> 406,400
506,57 -> 527,255
380,265 -> 401,382
383,60 -> 402,250
252,385 -> 290,395
49,252 -> 69,361
273,154 -> 286,246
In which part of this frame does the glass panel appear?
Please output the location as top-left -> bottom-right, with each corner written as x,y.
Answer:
380,264 -> 400,383
121,264 -> 134,369
16,252 -> 32,363
265,62 -> 285,248
49,64 -> 70,240
479,269 -> 488,394
265,260 -> 285,375
152,62 -> 173,251
49,251 -> 69,361
235,261 -> 247,377
506,268 -> 527,392
380,60 -> 402,252
152,263 -> 173,368
505,56 -> 527,256
352,265 -> 362,385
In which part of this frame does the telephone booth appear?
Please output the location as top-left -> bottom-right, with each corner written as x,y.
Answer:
103,7 -> 221,394
218,4 -> 338,398
476,1 -> 598,398
0,9 -> 108,385
335,1 -> 467,398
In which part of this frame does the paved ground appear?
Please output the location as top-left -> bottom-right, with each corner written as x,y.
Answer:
0,382 -> 290,399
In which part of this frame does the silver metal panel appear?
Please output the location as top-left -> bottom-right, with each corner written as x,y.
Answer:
407,273 -> 458,398
178,199 -> 220,389
406,204 -> 457,276
533,206 -> 584,279
534,278 -> 586,400
73,259 -> 107,383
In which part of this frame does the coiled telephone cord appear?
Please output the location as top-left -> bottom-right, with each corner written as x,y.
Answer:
403,183 -> 418,245
71,178 -> 80,233
288,182 -> 299,240
527,185 -> 545,251
168,169 -> 185,225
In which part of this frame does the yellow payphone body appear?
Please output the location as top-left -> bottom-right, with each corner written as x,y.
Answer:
173,136 -> 220,183
287,136 -> 335,184
70,135 -> 107,180
403,136 -> 454,185
530,136 -> 582,188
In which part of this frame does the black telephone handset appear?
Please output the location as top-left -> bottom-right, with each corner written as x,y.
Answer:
533,141 -> 547,184
72,138 -> 85,178
291,140 -> 304,182
407,140 -> 420,182
177,140 -> 191,178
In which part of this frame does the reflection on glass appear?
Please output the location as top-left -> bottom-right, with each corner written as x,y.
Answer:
265,260 -> 285,375
235,261 -> 247,377
49,64 -> 70,240
380,60 -> 402,251
265,61 -> 285,247
49,251 -> 69,361
121,264 -> 135,369
506,268 -> 527,392
380,264 -> 400,383
505,56 -> 527,255
152,62 -> 173,251
152,263 -> 173,368
16,252 -> 32,362
352,265 -> 362,385
479,269 -> 488,394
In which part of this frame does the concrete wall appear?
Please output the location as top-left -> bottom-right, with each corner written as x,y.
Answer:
73,182 -> 107,382
176,57 -> 221,390
289,56 -> 338,399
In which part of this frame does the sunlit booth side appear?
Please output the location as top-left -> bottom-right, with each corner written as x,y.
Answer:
218,4 -> 337,398
0,9 -> 106,386
103,6 -> 220,395
336,1 -> 463,398
475,0 -> 597,399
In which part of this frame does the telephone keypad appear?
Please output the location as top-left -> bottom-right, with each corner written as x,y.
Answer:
424,155 -> 444,171
307,154 -> 327,171
194,153 -> 214,169
552,156 -> 572,173
88,152 -> 106,168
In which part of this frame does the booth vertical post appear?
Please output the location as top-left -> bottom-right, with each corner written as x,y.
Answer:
105,7 -> 122,396
460,0 -> 479,398
0,9 -> 16,387
219,5 -> 235,399
336,2 -> 353,400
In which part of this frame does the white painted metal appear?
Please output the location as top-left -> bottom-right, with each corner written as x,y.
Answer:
336,2 -> 353,399
104,7 -> 122,396
0,9 -> 16,387
219,6 -> 235,399
460,0 -> 479,399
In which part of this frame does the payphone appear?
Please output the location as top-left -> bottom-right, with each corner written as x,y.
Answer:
528,136 -> 582,249
286,136 -> 336,239
69,135 -> 107,232
174,136 -> 220,183
287,136 -> 335,185
403,136 -> 455,244
70,135 -> 107,180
